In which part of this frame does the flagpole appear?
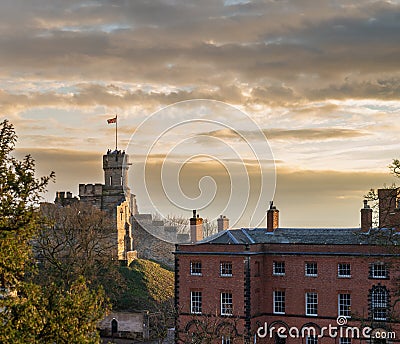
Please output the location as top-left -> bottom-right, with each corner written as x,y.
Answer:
115,114 -> 118,151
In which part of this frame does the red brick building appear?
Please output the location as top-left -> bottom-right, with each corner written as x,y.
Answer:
175,189 -> 400,344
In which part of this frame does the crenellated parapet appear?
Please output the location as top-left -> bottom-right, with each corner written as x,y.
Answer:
54,191 -> 79,206
79,183 -> 103,197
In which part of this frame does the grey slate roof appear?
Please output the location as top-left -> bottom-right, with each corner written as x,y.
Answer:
198,227 -> 380,245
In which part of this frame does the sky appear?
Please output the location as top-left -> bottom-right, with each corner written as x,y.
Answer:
1,0 -> 400,228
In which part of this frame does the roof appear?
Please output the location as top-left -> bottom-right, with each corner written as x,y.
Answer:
197,227 -> 391,246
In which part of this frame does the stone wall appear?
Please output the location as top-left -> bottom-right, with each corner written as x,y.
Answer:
132,216 -> 175,268
132,214 -> 189,269
78,183 -> 103,209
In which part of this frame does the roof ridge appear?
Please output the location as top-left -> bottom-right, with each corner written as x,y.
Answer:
226,230 -> 240,244
241,228 -> 255,244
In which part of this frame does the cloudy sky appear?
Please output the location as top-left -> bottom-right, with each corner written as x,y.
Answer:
1,0 -> 399,228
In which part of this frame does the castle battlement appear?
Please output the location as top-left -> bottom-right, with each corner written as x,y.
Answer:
79,183 -> 103,197
103,149 -> 130,169
55,191 -> 79,206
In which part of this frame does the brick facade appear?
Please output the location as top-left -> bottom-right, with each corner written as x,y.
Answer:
175,191 -> 400,344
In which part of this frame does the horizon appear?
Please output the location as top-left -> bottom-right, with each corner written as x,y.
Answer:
14,144 -> 397,229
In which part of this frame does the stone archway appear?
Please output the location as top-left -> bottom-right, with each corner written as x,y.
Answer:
111,318 -> 118,335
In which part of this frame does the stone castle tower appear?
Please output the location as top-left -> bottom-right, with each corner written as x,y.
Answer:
78,149 -> 138,216
56,149 -> 138,263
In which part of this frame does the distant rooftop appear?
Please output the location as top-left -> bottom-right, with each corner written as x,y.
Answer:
198,227 -> 397,246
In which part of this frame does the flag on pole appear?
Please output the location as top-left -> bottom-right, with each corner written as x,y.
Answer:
107,115 -> 118,150
107,116 -> 117,124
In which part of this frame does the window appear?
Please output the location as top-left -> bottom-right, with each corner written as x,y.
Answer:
370,286 -> 389,321
338,293 -> 351,317
220,262 -> 233,277
306,336 -> 318,344
190,291 -> 202,314
306,292 -> 318,316
255,261 -> 260,277
221,292 -> 233,315
222,336 -> 231,344
273,261 -> 285,276
273,290 -> 285,314
339,338 -> 351,344
370,263 -> 388,279
305,262 -> 318,277
190,261 -> 202,275
338,263 -> 351,278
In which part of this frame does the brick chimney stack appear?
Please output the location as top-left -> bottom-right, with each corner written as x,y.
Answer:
267,201 -> 279,232
190,210 -> 203,243
360,199 -> 372,232
217,215 -> 229,232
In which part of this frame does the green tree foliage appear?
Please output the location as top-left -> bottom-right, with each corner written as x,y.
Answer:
1,278 -> 107,344
0,120 -> 54,288
0,119 -> 109,343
